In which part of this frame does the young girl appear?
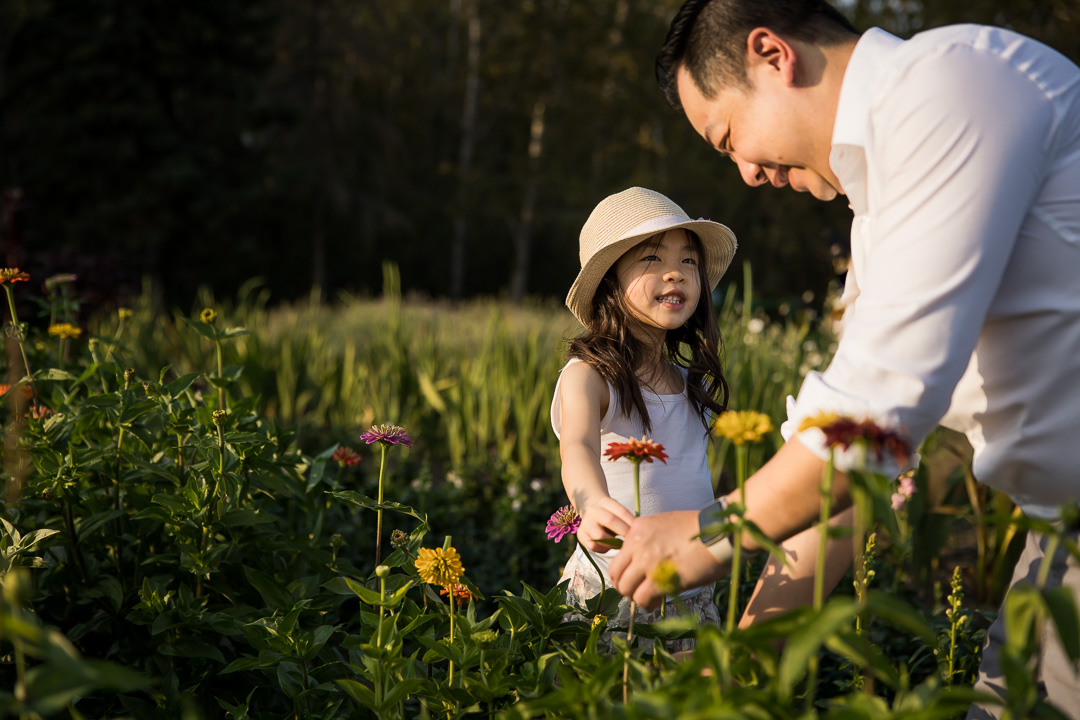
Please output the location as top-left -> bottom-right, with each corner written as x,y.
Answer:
551,186 -> 737,649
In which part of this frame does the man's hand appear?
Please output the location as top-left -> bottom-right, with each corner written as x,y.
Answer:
607,509 -> 728,608
576,497 -> 636,553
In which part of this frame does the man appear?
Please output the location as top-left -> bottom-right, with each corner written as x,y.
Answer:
605,1 -> 1080,716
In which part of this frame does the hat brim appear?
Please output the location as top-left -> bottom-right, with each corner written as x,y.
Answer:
565,218 -> 737,326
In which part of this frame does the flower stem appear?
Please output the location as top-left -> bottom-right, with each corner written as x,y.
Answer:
624,460 -> 642,703
3,285 -> 36,405
727,445 -> 748,632
807,452 -> 835,713
214,335 -> 225,411
852,484 -> 873,695
448,590 -> 456,686
375,444 -> 387,566
578,537 -> 607,602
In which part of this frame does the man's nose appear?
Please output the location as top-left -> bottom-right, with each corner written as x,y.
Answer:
736,158 -> 789,189
736,157 -> 768,187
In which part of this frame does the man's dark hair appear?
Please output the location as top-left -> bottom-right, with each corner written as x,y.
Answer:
657,0 -> 859,109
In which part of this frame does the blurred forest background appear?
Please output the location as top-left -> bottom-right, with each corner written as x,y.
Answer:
0,0 -> 1076,311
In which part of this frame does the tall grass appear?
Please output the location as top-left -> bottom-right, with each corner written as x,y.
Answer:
97,263 -> 834,485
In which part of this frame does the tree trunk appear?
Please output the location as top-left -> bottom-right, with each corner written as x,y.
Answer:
450,0 -> 481,299
509,99 -> 546,302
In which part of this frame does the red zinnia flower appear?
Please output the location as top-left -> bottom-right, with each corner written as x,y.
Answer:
603,437 -> 668,465
799,413 -> 913,468
331,446 -> 362,467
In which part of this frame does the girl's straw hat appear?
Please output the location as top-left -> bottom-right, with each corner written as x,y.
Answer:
566,187 -> 737,326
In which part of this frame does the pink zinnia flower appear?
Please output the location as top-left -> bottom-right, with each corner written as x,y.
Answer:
546,505 -> 581,543
359,424 -> 413,448
892,472 -> 917,510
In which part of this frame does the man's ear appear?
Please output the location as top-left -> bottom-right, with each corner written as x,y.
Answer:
746,27 -> 797,86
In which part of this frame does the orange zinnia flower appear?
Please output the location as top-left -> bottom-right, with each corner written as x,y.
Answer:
26,405 -> 54,420
0,268 -> 29,284
439,583 -> 475,601
603,437 -> 668,464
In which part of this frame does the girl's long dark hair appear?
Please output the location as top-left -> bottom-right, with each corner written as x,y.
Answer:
567,233 -> 729,436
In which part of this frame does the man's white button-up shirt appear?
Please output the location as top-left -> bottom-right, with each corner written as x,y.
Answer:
782,25 -> 1080,513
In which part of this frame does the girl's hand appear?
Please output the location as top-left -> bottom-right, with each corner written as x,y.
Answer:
576,497 -> 636,553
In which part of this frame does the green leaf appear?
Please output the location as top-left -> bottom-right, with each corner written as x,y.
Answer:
593,537 -> 623,549
1043,585 -> 1080,663
76,509 -> 127,538
276,661 -> 304,698
336,679 -> 377,710
865,590 -> 936,644
119,399 -> 158,425
80,395 -> 121,410
777,597 -> 859,699
182,317 -> 218,340
383,678 -> 425,707
244,566 -> 295,610
151,493 -> 193,515
159,639 -> 226,663
35,368 -> 78,382
321,577 -> 383,606
222,327 -> 251,339
17,528 -> 60,551
220,657 -> 266,674
219,508 -> 275,528
165,373 -> 201,396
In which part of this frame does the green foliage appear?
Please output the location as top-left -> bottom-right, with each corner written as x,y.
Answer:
1,280 -> 1073,718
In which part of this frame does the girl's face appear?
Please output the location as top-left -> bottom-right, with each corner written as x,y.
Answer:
613,229 -> 702,340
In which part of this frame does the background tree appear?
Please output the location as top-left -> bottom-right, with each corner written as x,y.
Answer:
0,0 -> 1075,311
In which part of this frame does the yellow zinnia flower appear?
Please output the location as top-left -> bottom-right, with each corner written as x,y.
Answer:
48,322 -> 82,339
415,547 -> 465,586
713,410 -> 774,445
796,411 -> 842,433
651,559 -> 681,596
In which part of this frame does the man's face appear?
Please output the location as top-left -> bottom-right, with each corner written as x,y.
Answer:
677,64 -> 841,201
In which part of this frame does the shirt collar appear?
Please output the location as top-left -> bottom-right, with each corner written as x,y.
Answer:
832,28 -> 904,150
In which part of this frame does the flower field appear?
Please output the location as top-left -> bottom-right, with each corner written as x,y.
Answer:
1,265 -> 1076,719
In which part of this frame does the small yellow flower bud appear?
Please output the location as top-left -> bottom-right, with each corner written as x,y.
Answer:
124,368 -> 136,385
200,308 -> 217,325
473,629 -> 499,649
375,565 -> 391,579
651,559 -> 681,596
212,410 -> 227,428
118,308 -> 133,321
330,533 -> 345,549
591,614 -> 608,630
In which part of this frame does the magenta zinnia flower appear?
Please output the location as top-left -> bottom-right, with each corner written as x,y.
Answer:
546,505 -> 581,543
359,424 -> 413,448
